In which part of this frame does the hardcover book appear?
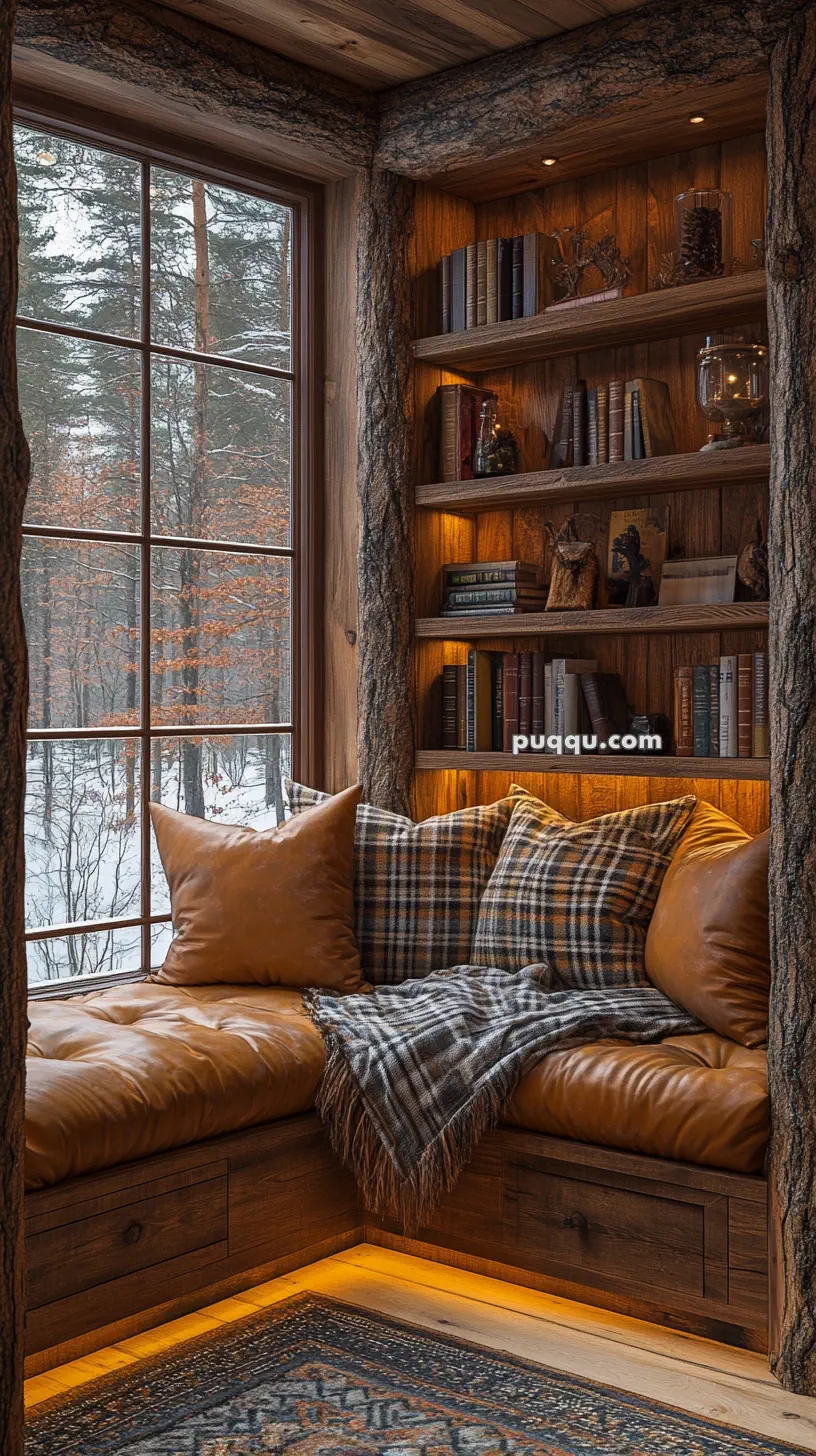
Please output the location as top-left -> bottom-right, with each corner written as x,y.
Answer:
511,236 -> 524,319
502,652 -> 520,751
450,246 -> 468,334
632,377 -> 676,457
485,237 -> 498,325
552,658 -> 597,736
438,385 -> 497,483
439,254 -> 451,334
467,649 -> 494,751
518,651 -> 532,737
719,655 -> 738,757
673,665 -> 694,756
692,663 -> 711,756
492,655 -> 504,751
572,380 -> 587,469
466,242 -> 477,329
442,663 -> 457,749
709,663 -> 720,757
476,239 -> 488,327
443,560 -> 541,587
738,653 -> 753,758
580,671 -> 630,751
597,383 -> 609,465
548,383 -> 574,470
456,663 -> 468,749
497,237 -> 513,321
522,231 -> 561,316
532,651 -> 545,736
608,379 -> 625,462
753,651 -> 769,757
587,387 -> 599,467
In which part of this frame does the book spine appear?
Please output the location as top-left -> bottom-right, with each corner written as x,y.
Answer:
738,652 -> 753,757
445,587 -> 547,607
442,664 -> 457,749
466,649 -> 475,752
502,653 -> 520,751
492,656 -> 504,752
608,380 -> 624,462
552,659 -> 566,737
511,236 -> 524,320
440,387 -> 459,484
444,568 -> 539,587
544,663 -> 554,750
563,674 -> 580,736
440,605 -> 536,617
597,384 -> 609,465
753,651 -> 769,756
632,388 -> 644,459
450,248 -> 466,334
673,666 -> 694,755
719,656 -> 737,756
518,651 -> 532,736
587,388 -> 599,467
623,382 -> 634,461
552,384 -> 574,469
522,232 -> 538,318
466,243 -> 477,328
708,664 -> 720,758
485,238 -> 498,325
456,664 -> 467,749
439,255 -> 451,334
459,390 -> 477,480
531,651 -> 545,735
572,381 -> 587,468
581,672 -> 613,751
692,664 -> 711,756
476,239 -> 488,327
497,238 -> 513,321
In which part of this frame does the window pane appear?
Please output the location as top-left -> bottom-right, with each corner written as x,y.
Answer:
150,169 -> 291,370
23,537 -> 140,730
19,328 -> 141,533
27,927 -> 142,986
25,738 -> 141,933
151,548 -> 290,726
151,358 -> 290,546
150,732 -> 291,912
15,124 -> 141,337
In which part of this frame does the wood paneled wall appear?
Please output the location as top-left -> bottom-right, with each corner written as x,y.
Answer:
412,135 -> 770,835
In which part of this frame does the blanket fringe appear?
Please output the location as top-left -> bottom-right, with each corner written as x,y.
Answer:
313,1031 -> 511,1235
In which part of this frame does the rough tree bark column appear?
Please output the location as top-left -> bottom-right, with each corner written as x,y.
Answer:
0,0 -> 31,1450
355,166 -> 415,813
766,6 -> 816,1397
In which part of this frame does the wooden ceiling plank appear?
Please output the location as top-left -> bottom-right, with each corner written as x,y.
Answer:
434,0 -> 565,43
404,0 -> 532,49
298,0 -> 517,65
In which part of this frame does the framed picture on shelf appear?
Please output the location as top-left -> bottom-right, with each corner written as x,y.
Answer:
658,555 -> 738,606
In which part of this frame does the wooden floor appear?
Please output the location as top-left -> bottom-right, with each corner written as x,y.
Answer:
25,1243 -> 816,1450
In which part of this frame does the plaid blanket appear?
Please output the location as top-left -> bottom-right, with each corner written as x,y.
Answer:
307,964 -> 703,1233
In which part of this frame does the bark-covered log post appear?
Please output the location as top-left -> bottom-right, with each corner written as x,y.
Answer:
0,0 -> 31,1449
355,167 -> 415,814
766,5 -> 816,1397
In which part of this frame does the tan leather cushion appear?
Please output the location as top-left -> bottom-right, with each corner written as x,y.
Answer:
645,800 -> 770,1046
25,983 -> 327,1190
505,1032 -> 768,1174
151,784 -> 363,991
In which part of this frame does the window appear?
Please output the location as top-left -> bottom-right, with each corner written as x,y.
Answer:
15,120 -> 316,990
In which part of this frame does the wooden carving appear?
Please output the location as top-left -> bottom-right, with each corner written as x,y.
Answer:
766,4 -> 816,1398
0,2 -> 31,1450
544,516 -> 599,612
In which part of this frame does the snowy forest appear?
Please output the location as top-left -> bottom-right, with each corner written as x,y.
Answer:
16,123 -> 295,984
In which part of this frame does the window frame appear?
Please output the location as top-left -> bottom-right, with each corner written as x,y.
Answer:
15,105 -> 325,997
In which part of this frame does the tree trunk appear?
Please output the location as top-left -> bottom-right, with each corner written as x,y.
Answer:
766,5 -> 816,1397
0,0 -> 31,1448
355,166 -> 415,815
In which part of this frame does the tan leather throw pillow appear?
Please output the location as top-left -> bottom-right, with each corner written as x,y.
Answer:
151,784 -> 363,992
645,800 -> 770,1047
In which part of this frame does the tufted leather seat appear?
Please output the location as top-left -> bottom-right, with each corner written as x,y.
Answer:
26,983 -> 769,1192
505,1032 -> 768,1173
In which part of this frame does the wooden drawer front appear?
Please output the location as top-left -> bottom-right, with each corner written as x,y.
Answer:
513,1155 -> 705,1298
27,1169 -> 227,1310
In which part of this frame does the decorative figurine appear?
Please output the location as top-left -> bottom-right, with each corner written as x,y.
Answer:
611,524 -> 657,607
544,514 -> 600,611
737,518 -> 769,601
549,225 -> 632,304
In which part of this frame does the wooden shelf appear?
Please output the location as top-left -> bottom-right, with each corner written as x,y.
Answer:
416,444 -> 770,514
416,751 -> 770,782
413,272 -> 767,371
416,602 -> 768,640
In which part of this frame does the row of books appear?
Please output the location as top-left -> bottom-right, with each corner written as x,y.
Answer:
438,233 -> 560,333
442,652 -> 632,753
673,654 -> 769,758
440,559 -> 548,618
550,377 -> 676,469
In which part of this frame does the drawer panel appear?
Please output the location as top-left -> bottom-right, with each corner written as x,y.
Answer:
229,1127 -> 356,1256
27,1172 -> 227,1309
513,1155 -> 705,1298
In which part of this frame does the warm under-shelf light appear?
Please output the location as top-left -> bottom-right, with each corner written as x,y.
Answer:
688,114 -> 706,125
542,157 -> 558,167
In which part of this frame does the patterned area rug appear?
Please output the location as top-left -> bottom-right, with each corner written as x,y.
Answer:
26,1293 -> 808,1455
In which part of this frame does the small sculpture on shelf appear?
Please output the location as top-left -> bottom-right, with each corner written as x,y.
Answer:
473,397 -> 521,477
543,514 -> 599,611
549,225 -> 632,305
611,524 -> 657,607
737,518 -> 769,601
650,250 -> 687,290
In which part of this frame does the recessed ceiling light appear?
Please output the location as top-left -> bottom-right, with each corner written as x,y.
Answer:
542,157 -> 558,167
688,114 -> 706,125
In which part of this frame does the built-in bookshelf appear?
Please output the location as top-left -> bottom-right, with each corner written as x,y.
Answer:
410,125 -> 771,833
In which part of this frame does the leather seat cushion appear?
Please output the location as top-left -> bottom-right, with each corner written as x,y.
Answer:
25,983 -> 326,1191
505,1032 -> 768,1174
26,988 -> 769,1191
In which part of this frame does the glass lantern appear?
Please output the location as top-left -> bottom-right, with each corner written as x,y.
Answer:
675,189 -> 733,281
696,336 -> 769,451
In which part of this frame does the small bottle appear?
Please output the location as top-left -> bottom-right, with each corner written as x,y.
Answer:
473,397 -> 497,477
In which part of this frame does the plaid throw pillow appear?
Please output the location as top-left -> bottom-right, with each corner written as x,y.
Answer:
285,782 -> 515,984
472,792 -> 697,989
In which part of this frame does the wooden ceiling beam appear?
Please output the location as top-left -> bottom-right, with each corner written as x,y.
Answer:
13,0 -> 377,182
375,0 -> 800,199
